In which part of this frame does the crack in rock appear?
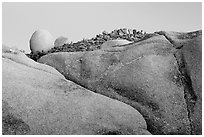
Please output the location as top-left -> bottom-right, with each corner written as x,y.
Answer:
173,50 -> 197,135
156,31 -> 198,134
155,31 -> 176,46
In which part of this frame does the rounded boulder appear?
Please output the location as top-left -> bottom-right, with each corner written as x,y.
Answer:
54,36 -> 69,48
30,29 -> 54,54
101,39 -> 132,50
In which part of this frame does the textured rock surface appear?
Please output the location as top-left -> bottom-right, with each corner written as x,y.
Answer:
30,29 -> 54,54
39,31 -> 202,135
2,46 -> 150,135
156,30 -> 202,135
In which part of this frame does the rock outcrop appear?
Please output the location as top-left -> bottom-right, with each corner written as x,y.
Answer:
2,46 -> 150,135
38,30 -> 202,135
155,30 -> 202,135
30,29 -> 54,54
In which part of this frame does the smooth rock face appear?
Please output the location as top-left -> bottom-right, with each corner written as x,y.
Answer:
30,29 -> 54,54
2,46 -> 150,135
38,34 -> 200,135
101,39 -> 132,50
54,36 -> 69,48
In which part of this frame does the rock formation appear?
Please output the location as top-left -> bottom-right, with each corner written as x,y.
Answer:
3,28 -> 202,135
101,39 -> 132,50
155,30 -> 202,135
38,30 -> 202,135
30,29 -> 54,54
27,28 -> 148,61
2,46 -> 150,135
54,36 -> 69,48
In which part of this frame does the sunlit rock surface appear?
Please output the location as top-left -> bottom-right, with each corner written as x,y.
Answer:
2,46 -> 150,135
30,29 -> 54,54
54,36 -> 69,48
39,30 -> 202,135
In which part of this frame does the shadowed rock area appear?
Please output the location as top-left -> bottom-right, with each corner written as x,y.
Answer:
2,46 -> 150,135
38,30 -> 202,135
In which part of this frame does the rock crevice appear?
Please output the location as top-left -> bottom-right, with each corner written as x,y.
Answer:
173,50 -> 197,134
157,31 -> 199,134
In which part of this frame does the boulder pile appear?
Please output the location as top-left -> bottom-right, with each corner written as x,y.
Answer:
27,28 -> 149,61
